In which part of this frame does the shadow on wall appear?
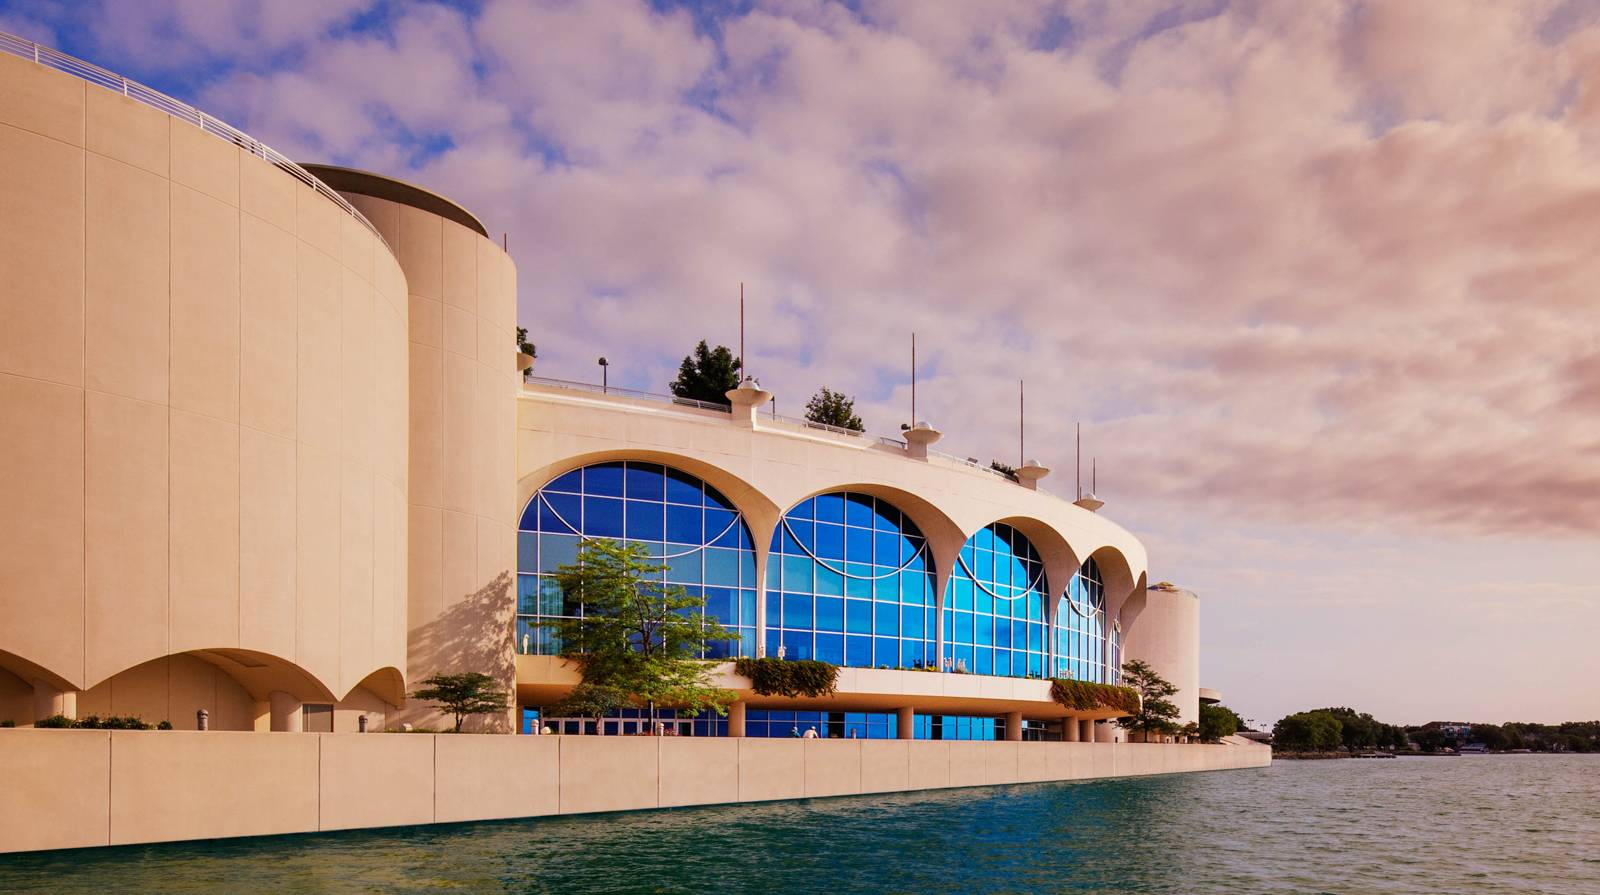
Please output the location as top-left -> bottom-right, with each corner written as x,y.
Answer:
401,571 -> 516,733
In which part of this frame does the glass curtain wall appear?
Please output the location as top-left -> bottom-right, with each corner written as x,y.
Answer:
1055,558 -> 1108,681
943,523 -> 1049,677
766,492 -> 937,669
516,461 -> 757,658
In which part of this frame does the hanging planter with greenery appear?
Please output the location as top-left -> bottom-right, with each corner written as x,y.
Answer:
1049,678 -> 1141,715
733,657 -> 840,698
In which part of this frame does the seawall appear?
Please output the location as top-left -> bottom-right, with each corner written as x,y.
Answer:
0,731 -> 1269,854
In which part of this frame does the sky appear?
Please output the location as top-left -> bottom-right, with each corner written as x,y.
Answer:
4,0 -> 1596,727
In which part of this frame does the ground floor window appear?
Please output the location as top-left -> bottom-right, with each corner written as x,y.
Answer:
521,706 -> 727,737
913,714 -> 1005,740
745,709 -> 899,739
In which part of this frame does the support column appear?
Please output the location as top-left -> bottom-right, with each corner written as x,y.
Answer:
727,701 -> 746,737
1063,715 -> 1079,742
269,691 -> 303,732
1094,720 -> 1115,743
1079,718 -> 1094,743
252,701 -> 271,732
32,681 -> 76,722
897,707 -> 915,740
1005,711 -> 1023,742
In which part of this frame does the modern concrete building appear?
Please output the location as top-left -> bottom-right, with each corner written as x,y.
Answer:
0,30 -> 1215,742
0,33 -> 1264,855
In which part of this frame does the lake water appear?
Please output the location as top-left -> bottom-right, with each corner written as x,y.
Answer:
3,754 -> 1597,893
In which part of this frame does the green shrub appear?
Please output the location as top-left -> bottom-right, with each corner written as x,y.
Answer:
34,714 -> 154,730
733,657 -> 840,698
1049,678 -> 1141,715
0,719 -> 14,728
157,720 -> 173,730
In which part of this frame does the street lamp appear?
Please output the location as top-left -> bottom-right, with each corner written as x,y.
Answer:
597,356 -> 609,393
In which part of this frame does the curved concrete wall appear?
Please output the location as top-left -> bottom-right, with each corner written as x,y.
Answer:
0,53 -> 410,724
1119,585 -> 1201,726
338,185 -> 519,732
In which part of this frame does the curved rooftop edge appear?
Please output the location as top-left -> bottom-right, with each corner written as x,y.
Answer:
302,163 -> 490,239
0,29 -> 391,253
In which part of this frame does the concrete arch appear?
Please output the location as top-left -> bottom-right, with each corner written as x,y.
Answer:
89,648 -> 338,705
345,665 -> 406,706
1084,545 -> 1142,623
0,647 -> 76,693
516,450 -> 784,559
990,515 -> 1085,637
775,483 -> 966,602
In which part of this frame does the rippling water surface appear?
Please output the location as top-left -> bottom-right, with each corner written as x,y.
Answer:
4,754 -> 1597,894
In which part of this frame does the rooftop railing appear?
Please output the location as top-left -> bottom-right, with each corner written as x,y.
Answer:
523,375 -> 1059,492
0,30 -> 391,254
522,375 -> 732,414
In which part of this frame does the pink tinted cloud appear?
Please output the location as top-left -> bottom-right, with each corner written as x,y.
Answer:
107,0 -> 1600,540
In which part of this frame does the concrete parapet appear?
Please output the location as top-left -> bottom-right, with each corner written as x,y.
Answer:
0,730 -> 1271,854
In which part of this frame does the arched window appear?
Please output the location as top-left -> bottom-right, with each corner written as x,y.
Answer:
944,523 -> 1048,678
766,492 -> 937,669
516,461 -> 757,659
1055,558 -> 1108,682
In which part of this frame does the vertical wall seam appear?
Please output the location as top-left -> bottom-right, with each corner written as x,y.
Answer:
80,92 -> 88,691
105,730 -> 112,845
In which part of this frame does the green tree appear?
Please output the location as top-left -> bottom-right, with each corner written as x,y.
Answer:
669,341 -> 741,405
1117,659 -> 1180,740
410,672 -> 510,733
545,539 -> 738,727
1273,711 -> 1343,752
804,387 -> 864,431
1199,704 -> 1242,742
550,682 -> 629,733
1472,723 -> 1506,751
1312,706 -> 1378,753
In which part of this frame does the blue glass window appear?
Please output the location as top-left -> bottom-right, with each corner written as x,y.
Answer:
1055,558 -> 1109,682
516,461 -> 756,659
943,522 -> 1048,678
768,492 -> 936,669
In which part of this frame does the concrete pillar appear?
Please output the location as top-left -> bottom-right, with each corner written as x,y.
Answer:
32,681 -> 76,722
727,701 -> 746,737
1063,716 -> 1079,742
1005,711 -> 1023,742
269,691 -> 303,732
1094,720 -> 1115,743
897,707 -> 915,740
1079,719 -> 1094,743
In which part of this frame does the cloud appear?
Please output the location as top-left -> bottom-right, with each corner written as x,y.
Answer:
9,0 -> 1600,723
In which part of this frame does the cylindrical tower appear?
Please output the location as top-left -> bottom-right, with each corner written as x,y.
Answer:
1118,583 -> 1201,728
0,49 -> 410,729
306,166 -> 520,733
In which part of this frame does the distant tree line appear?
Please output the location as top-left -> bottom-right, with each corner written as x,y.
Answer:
1270,707 -> 1600,754
1272,707 -> 1409,754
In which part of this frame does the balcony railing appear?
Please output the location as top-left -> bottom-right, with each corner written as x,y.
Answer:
522,375 -> 732,413
0,29 -> 391,253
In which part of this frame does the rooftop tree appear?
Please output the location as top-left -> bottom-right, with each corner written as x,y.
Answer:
804,387 -> 864,431
669,341 -> 741,405
545,538 -> 738,729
